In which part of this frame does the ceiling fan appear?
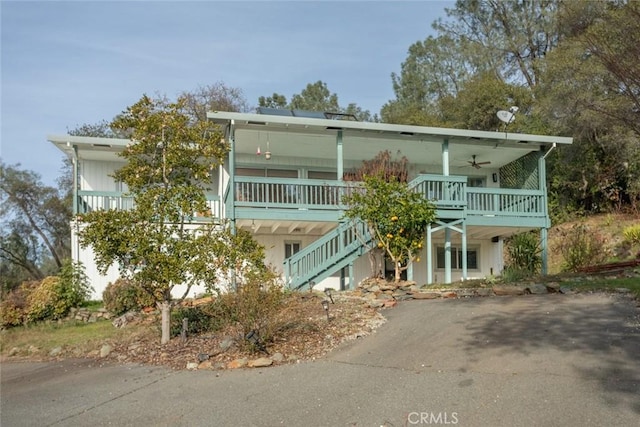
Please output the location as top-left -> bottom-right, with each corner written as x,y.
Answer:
468,155 -> 491,169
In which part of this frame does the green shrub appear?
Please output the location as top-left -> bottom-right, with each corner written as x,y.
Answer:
0,281 -> 38,328
555,223 -> 609,272
623,224 -> 640,247
25,261 -> 91,323
505,232 -> 542,276
102,278 -> 156,315
216,270 -> 284,352
170,304 -> 225,337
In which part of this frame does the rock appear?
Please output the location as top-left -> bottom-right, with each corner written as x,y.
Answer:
615,288 -> 631,293
409,285 -> 421,292
227,358 -> 248,369
99,344 -> 112,358
368,300 -> 385,308
456,289 -> 476,298
410,292 -> 440,300
186,362 -> 199,370
383,300 -> 398,308
394,294 -> 414,301
376,293 -> 393,300
219,337 -> 235,351
213,362 -> 227,370
28,345 -> 40,354
271,352 -> 285,363
49,347 -> 63,357
559,286 -> 573,294
526,283 -> 548,295
492,286 -> 525,296
475,288 -> 492,297
197,360 -> 213,370
545,282 -> 561,293
248,357 -> 273,368
368,285 -> 381,293
441,291 -> 457,298
197,353 -> 210,362
287,354 -> 300,362
9,347 -> 20,357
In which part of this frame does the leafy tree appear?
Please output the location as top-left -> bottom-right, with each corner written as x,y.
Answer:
181,82 -> 251,122
78,94 -> 265,344
67,120 -> 119,138
0,163 -> 72,288
342,172 -> 436,282
258,93 -> 287,109
538,0 -> 640,212
258,80 -> 376,121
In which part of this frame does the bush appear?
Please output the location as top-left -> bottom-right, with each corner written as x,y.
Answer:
216,270 -> 284,352
25,261 -> 91,323
505,232 -> 542,276
555,223 -> 609,272
102,278 -> 156,316
0,281 -> 38,328
170,304 -> 226,338
623,224 -> 640,248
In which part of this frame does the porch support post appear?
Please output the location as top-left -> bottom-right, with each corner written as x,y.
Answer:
72,144 -> 79,215
336,130 -> 344,181
228,120 -> 237,234
349,262 -> 354,290
444,226 -> 452,284
442,139 -> 450,176
539,147 -> 549,275
407,260 -> 413,282
229,120 -> 237,290
426,224 -> 433,284
461,220 -> 468,281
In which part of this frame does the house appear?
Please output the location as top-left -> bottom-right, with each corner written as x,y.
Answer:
49,108 -> 572,299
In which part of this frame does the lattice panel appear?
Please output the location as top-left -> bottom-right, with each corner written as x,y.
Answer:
499,152 -> 539,190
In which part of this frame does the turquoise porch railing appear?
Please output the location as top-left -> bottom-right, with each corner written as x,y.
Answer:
75,190 -> 223,220
284,219 -> 372,290
466,188 -> 545,217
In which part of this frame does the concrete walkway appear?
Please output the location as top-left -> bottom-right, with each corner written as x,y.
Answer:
2,293 -> 639,426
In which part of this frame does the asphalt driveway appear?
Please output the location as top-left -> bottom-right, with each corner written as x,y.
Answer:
2,293 -> 639,426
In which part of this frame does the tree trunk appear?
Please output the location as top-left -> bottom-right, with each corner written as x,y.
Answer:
159,301 -> 171,345
395,262 -> 401,283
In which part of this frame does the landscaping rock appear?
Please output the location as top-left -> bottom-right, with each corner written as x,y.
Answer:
559,286 -> 573,294
100,344 -> 112,358
186,362 -> 199,370
197,360 -> 213,370
492,286 -> 525,296
475,288 -> 492,297
368,300 -> 386,309
248,357 -> 273,368
545,282 -> 561,293
526,283 -> 548,295
441,291 -> 458,299
410,292 -> 440,300
49,347 -> 63,357
9,347 -> 19,357
383,300 -> 398,308
227,358 -> 248,369
271,352 -> 285,363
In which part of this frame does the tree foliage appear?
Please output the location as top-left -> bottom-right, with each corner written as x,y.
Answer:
0,163 -> 72,290
342,172 -> 436,282
78,94 -> 266,344
259,80 -> 376,122
384,0 -> 640,214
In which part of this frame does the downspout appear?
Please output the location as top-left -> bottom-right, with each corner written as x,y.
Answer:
71,143 -> 80,264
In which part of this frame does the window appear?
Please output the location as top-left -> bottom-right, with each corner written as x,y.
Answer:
436,246 -> 478,270
285,241 -> 301,259
468,177 -> 485,188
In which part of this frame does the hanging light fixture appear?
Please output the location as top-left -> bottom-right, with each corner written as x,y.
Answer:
265,133 -> 272,160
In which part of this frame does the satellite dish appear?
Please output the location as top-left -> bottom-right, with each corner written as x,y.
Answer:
497,110 -> 515,124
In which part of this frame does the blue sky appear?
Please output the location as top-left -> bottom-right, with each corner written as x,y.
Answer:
1,0 -> 451,185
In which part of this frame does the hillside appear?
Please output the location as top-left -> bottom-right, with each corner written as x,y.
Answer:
547,213 -> 640,274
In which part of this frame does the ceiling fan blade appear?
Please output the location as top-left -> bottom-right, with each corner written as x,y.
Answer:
477,161 -> 491,166
473,163 -> 481,169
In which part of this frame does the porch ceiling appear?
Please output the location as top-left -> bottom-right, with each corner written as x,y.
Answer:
211,111 -> 572,170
